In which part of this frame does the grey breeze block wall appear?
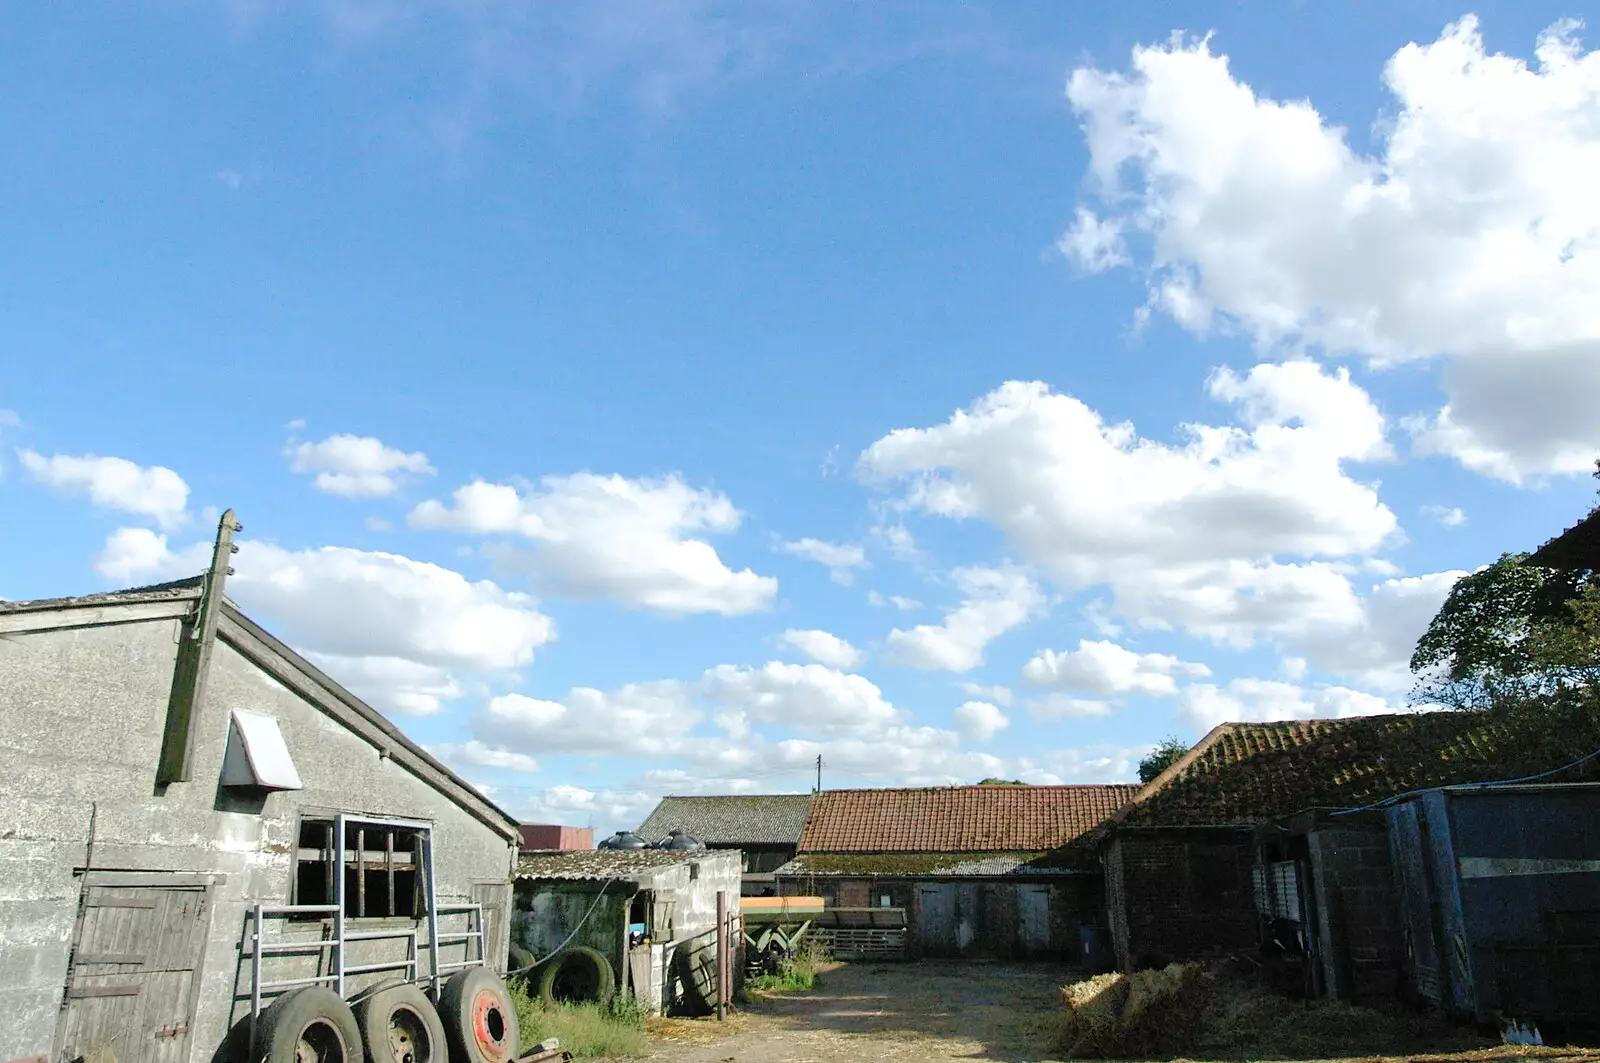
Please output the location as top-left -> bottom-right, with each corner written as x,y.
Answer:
0,612 -> 517,1061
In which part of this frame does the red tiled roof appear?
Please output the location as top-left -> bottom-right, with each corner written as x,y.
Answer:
1116,703 -> 1600,829
798,784 -> 1137,853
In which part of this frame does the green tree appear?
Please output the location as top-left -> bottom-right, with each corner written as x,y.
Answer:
975,777 -> 1027,786
1137,736 -> 1189,784
1409,552 -> 1595,710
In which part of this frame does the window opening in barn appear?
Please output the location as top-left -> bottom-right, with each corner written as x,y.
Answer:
878,893 -> 892,908
292,817 -> 424,919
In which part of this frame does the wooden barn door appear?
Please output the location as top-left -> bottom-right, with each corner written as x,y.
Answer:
1017,884 -> 1051,956
55,872 -> 218,1063
917,884 -> 957,957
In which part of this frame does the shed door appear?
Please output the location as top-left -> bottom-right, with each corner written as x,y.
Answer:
1017,885 -> 1051,955
917,884 -> 956,956
56,876 -> 214,1063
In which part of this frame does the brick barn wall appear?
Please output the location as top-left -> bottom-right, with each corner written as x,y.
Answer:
1116,832 -> 1256,969
1307,823 -> 1404,1003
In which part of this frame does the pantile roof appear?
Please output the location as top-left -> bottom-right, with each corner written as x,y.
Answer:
636,794 -> 813,847
1527,507 -> 1600,570
798,784 -> 1136,853
775,851 -> 1091,877
1114,703 -> 1600,829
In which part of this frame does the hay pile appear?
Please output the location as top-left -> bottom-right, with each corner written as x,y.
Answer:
1057,962 -> 1204,1058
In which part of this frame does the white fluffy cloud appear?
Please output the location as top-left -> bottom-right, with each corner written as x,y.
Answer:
475,681 -> 700,758
958,681 -> 1013,707
1015,745 -> 1153,784
21,450 -> 189,528
1422,505 -> 1467,527
779,628 -> 865,670
410,473 -> 776,616
1177,678 -> 1404,732
860,365 -> 1394,650
430,740 -> 541,774
953,700 -> 1010,743
884,565 -> 1045,672
96,528 -> 554,717
1067,17 -> 1600,482
1288,570 -> 1467,692
1022,639 -> 1211,697
304,654 -> 462,717
288,433 -> 435,498
778,538 -> 867,584
1026,694 -> 1115,721
700,661 -> 900,735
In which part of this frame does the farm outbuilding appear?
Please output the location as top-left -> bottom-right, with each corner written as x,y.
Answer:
0,525 -> 521,1062
774,785 -> 1134,963
1097,703 -> 1600,994
1387,782 -> 1600,1032
635,794 -> 812,896
512,848 -> 742,1016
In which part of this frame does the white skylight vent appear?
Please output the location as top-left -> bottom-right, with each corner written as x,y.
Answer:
222,708 -> 304,791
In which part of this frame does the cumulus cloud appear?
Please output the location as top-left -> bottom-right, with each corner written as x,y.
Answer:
475,682 -> 699,758
954,701 -> 1010,742
859,365 -> 1394,650
1022,639 -> 1211,697
1067,16 -> 1600,482
97,528 -> 554,717
429,740 -> 540,774
1177,678 -> 1404,732
778,538 -> 868,584
700,661 -> 900,735
1290,570 -> 1467,692
779,629 -> 865,670
410,473 -> 776,615
1014,745 -> 1151,784
288,433 -> 435,498
1422,504 -> 1467,527
958,681 -> 1013,707
20,450 -> 189,528
884,565 -> 1045,672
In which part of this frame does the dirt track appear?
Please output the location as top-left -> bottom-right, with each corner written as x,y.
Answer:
643,960 -> 1076,1063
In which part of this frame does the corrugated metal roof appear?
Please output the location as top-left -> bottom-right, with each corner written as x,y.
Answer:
798,784 -> 1135,853
636,794 -> 813,846
1116,704 -> 1600,829
515,848 -> 739,881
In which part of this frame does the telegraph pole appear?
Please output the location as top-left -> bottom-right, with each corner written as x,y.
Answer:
815,754 -> 822,793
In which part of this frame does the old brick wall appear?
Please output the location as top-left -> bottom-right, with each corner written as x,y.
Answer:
1116,831 -> 1256,969
1307,823 -> 1403,1002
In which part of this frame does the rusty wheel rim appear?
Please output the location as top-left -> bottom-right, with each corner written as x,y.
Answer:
470,988 -> 511,1062
294,1019 -> 349,1063
388,1004 -> 433,1063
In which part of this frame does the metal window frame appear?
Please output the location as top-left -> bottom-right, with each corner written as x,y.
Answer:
248,813 -> 486,1053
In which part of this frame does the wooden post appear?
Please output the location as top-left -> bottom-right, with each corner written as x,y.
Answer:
156,509 -> 241,784
715,890 -> 728,1021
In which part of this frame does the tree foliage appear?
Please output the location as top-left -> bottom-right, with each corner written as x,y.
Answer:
1409,552 -> 1598,710
976,777 -> 1028,786
1137,736 -> 1190,783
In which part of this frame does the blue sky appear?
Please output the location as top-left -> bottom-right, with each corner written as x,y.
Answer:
3,2 -> 1598,833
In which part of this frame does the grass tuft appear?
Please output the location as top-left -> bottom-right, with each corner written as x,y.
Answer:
508,978 -> 650,1059
743,937 -> 831,995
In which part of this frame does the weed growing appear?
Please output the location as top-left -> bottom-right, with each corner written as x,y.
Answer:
508,978 -> 650,1059
744,938 -> 831,994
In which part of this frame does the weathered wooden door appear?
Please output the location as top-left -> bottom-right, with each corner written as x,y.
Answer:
917,884 -> 956,956
1017,884 -> 1051,956
55,873 -> 216,1063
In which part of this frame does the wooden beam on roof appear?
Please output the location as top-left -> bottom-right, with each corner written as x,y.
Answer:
155,509 -> 241,785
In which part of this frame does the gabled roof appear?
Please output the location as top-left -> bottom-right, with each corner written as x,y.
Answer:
799,784 -> 1137,853
1527,507 -> 1600,570
0,581 -> 521,840
1114,704 -> 1600,829
636,794 -> 813,847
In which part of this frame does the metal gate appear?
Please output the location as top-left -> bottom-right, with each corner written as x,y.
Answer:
55,872 -> 218,1063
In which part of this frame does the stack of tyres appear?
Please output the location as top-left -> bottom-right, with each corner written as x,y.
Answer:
253,968 -> 521,1063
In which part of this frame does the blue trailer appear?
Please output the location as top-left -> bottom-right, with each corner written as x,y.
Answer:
1387,782 -> 1600,1031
